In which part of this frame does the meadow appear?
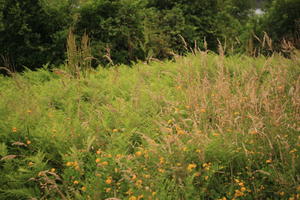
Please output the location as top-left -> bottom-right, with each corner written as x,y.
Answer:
0,50 -> 299,200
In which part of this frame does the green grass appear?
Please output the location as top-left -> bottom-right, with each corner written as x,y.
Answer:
0,51 -> 299,200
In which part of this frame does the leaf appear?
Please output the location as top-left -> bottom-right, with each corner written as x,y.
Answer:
0,143 -> 8,156
12,142 -> 27,147
1,155 -> 17,161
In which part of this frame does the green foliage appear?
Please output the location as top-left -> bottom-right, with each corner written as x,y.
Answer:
0,0 -> 72,71
262,0 -> 300,48
0,52 -> 299,199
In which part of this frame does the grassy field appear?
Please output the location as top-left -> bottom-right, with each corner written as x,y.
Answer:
0,51 -> 299,200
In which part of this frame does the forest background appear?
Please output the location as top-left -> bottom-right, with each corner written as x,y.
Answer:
0,0 -> 299,71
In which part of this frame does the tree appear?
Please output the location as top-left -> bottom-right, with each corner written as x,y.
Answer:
0,0 -> 72,71
262,0 -> 300,49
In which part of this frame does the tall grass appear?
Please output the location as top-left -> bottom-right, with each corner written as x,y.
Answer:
0,49 -> 299,199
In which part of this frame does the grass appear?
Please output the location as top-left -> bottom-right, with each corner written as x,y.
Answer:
0,51 -> 299,200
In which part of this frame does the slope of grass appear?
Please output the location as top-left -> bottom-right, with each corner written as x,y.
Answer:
0,52 -> 299,200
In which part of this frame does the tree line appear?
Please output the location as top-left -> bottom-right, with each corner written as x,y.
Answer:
0,0 -> 299,71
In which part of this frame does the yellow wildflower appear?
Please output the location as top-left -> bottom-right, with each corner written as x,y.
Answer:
131,174 -> 137,180
135,151 -> 142,157
112,129 -> 118,133
158,168 -> 165,173
159,157 -> 164,164
200,108 -> 206,113
266,159 -> 272,164
196,149 -> 201,153
12,127 -> 17,132
50,168 -> 56,172
28,162 -> 34,166
289,149 -> 297,153
279,191 -> 285,196
73,180 -> 79,184
143,174 -> 151,179
96,150 -> 102,154
187,163 -> 197,171
238,182 -> 244,187
101,161 -> 108,166
26,140 -> 31,145
81,186 -> 86,191
129,196 -> 137,200
135,179 -> 143,187
125,189 -> 133,195
105,188 -> 111,193
95,158 -> 101,163
105,178 -> 112,184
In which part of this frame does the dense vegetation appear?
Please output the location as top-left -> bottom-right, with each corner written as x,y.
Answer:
0,50 -> 299,199
0,0 -> 299,71
0,0 -> 299,199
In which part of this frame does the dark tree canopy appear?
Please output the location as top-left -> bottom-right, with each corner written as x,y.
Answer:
0,0 -> 299,71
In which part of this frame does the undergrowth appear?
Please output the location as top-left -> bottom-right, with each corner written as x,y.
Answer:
0,51 -> 299,200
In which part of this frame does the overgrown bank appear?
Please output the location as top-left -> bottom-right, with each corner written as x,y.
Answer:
0,51 -> 299,199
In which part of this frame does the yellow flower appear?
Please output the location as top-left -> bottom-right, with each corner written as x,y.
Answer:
129,196 -> 137,200
143,174 -> 151,179
105,188 -> 111,193
200,108 -> 206,113
131,174 -> 137,180
26,140 -> 31,145
135,179 -> 143,187
240,187 -> 246,192
27,110 -> 32,113
101,161 -> 108,166
73,180 -> 79,184
167,119 -> 173,124
137,195 -> 144,200
238,182 -> 244,187
125,189 -> 133,195
159,157 -> 164,164
177,130 -> 186,135
81,186 -> 86,191
196,149 -> 201,153
112,129 -> 118,133
152,192 -> 157,196
12,127 -> 17,132
289,149 -> 297,153
50,168 -> 56,172
279,191 -> 285,196
194,172 -> 201,177
95,158 -> 101,163
28,162 -> 34,166
116,154 -> 122,159
266,159 -> 272,164
105,178 -> 112,184
187,163 -> 197,171
96,150 -> 102,154
234,189 -> 244,197
158,168 -> 165,173
135,151 -> 142,157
